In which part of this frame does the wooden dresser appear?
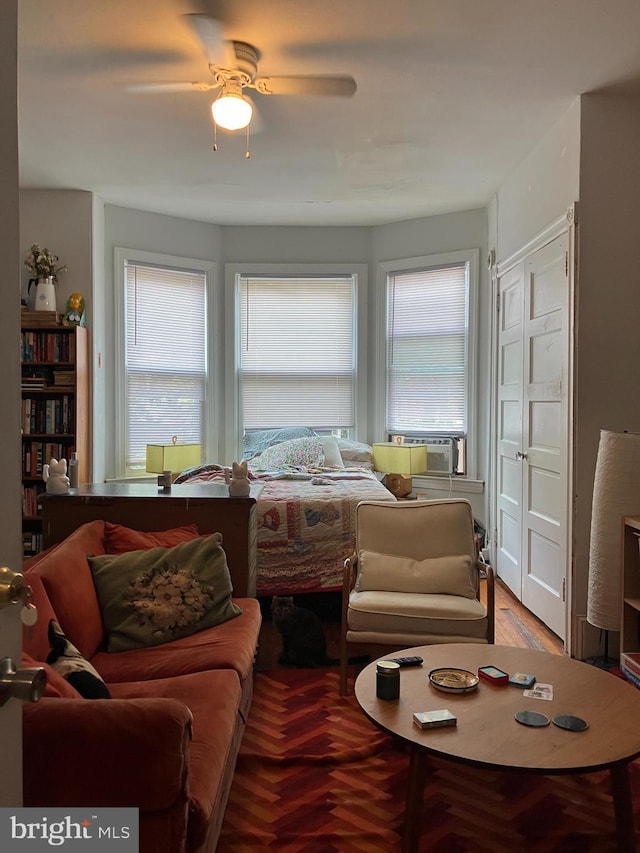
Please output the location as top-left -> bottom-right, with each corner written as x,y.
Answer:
39,482 -> 264,597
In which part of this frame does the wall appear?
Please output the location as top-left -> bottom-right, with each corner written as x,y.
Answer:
572,93 -> 640,629
496,98 -> 581,263
19,190 -> 93,316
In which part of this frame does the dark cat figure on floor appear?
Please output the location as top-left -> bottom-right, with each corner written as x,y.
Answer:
271,595 -> 333,667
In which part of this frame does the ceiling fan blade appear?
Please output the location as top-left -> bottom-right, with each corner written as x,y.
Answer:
254,75 -> 357,97
182,13 -> 236,69
126,81 -> 220,94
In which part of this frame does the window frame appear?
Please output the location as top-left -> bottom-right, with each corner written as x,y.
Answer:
374,249 -> 479,479
114,247 -> 217,479
224,263 -> 368,463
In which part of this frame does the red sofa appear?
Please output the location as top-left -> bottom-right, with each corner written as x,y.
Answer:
21,520 -> 262,853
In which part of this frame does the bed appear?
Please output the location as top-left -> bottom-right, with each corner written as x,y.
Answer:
175,432 -> 395,596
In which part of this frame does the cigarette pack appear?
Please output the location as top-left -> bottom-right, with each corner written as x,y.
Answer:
413,709 -> 457,730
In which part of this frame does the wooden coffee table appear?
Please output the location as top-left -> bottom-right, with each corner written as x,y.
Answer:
355,644 -> 640,853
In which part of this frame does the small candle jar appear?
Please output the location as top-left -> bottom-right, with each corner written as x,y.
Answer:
376,660 -> 400,700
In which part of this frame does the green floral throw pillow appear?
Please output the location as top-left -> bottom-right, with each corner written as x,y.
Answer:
88,533 -> 242,652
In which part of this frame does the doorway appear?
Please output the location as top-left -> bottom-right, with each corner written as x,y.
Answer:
494,232 -> 570,641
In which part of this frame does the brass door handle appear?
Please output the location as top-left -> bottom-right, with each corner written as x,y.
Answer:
0,567 -> 33,608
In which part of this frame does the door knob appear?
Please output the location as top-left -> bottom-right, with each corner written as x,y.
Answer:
0,567 -> 33,608
515,451 -> 528,461
0,657 -> 47,706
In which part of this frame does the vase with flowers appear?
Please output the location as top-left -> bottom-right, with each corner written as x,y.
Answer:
24,244 -> 68,312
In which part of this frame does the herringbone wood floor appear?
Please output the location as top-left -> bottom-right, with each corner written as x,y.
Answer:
256,577 -> 563,671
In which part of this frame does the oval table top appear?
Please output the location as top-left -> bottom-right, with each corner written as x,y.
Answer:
354,644 -> 640,774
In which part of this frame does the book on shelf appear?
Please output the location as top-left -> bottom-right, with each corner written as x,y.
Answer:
621,651 -> 640,680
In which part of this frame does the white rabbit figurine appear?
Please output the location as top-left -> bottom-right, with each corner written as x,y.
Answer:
224,460 -> 251,497
42,457 -> 70,495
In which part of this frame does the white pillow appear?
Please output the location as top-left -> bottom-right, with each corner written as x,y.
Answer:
355,551 -> 476,599
336,438 -> 374,470
320,435 -> 344,468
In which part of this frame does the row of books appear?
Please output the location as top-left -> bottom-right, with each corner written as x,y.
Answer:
23,442 -> 72,477
621,652 -> 640,688
21,331 -> 76,364
22,483 -> 45,518
23,530 -> 44,558
21,368 -> 75,391
22,396 -> 75,435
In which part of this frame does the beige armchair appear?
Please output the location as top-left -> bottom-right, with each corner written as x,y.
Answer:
339,498 -> 494,695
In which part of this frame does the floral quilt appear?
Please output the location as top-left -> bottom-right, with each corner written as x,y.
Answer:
176,466 -> 395,596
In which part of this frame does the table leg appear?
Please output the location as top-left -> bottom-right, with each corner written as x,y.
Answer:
402,746 -> 427,853
610,762 -> 636,853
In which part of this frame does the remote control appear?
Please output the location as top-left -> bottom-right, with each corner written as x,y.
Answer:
389,656 -> 423,667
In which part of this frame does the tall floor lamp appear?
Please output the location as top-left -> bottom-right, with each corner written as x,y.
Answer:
587,430 -> 640,664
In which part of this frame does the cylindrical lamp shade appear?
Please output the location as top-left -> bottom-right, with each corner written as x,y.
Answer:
587,430 -> 640,632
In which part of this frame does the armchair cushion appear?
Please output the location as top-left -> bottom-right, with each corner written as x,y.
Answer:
348,589 -> 488,639
355,551 -> 476,598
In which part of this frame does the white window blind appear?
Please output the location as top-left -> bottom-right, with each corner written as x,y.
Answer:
386,263 -> 467,434
124,262 -> 206,472
239,276 -> 355,430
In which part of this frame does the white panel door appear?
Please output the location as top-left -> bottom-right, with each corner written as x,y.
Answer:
495,233 -> 569,641
521,235 -> 568,639
496,264 -> 524,597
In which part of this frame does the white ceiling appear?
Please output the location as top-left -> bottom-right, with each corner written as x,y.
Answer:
17,0 -> 640,227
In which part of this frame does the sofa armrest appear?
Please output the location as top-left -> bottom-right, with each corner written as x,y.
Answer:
24,697 -> 193,811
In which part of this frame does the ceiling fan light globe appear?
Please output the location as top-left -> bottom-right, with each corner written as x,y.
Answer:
212,94 -> 252,131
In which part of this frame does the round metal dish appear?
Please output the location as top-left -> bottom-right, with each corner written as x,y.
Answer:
429,667 -> 480,694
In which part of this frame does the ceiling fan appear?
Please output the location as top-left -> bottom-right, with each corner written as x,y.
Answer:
131,13 -> 357,143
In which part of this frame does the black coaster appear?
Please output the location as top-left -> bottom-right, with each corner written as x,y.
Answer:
552,714 -> 589,732
515,710 -> 550,727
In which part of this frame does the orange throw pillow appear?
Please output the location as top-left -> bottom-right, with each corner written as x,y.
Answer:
104,522 -> 201,555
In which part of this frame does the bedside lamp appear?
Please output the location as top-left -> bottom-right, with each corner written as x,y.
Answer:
372,442 -> 428,497
146,436 -> 201,483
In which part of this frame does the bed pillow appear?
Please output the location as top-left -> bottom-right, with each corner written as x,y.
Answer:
252,436 -> 324,471
243,426 -> 317,460
104,522 -> 201,555
336,438 -> 375,470
88,533 -> 242,652
320,435 -> 345,468
355,551 -> 476,598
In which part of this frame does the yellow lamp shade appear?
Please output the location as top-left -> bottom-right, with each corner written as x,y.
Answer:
372,443 -> 428,475
146,443 -> 201,474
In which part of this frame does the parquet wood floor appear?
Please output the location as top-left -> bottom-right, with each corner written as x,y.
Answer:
255,574 -> 563,671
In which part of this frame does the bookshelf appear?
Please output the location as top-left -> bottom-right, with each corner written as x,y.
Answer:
621,516 -> 640,687
20,317 -> 88,557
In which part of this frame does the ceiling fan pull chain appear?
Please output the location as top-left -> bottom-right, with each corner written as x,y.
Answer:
213,121 -> 218,152
245,124 -> 251,159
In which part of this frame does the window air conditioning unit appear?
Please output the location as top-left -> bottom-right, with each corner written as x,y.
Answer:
424,438 -> 457,475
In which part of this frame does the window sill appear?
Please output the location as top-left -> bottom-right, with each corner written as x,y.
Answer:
412,475 -> 484,495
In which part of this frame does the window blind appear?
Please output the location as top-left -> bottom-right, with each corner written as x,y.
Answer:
386,263 -> 467,434
239,276 -> 355,430
125,262 -> 206,471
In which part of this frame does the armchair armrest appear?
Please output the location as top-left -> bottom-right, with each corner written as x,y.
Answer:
24,697 -> 193,810
484,563 -> 495,643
